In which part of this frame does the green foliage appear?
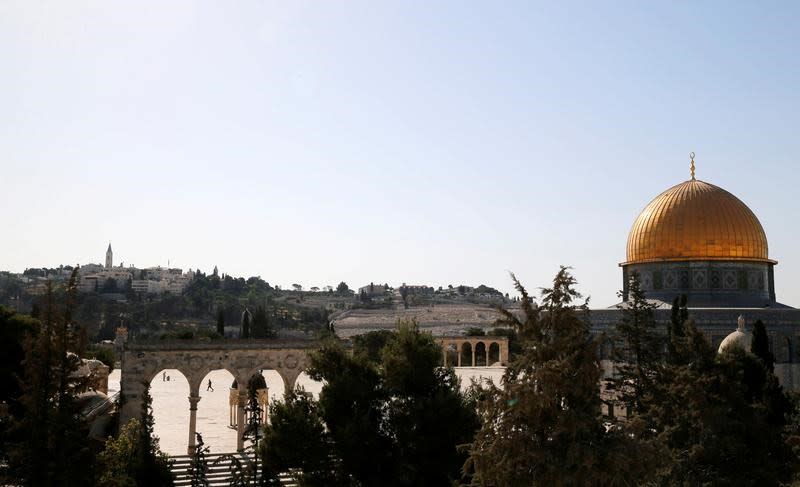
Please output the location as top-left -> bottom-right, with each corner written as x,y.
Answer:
0,305 -> 39,416
289,320 -> 478,486
609,271 -> 663,416
216,308 -> 225,337
261,390 -> 340,486
133,382 -> 174,486
85,344 -> 117,371
667,294 -> 689,363
335,281 -> 350,294
486,327 -> 521,359
188,433 -> 210,487
97,418 -> 143,487
468,268 -> 652,486
241,309 -> 251,339
352,329 -> 395,363
251,305 -> 276,339
7,274 -> 97,487
464,326 -> 485,336
752,319 -> 775,372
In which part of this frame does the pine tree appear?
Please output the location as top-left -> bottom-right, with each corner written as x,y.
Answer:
468,268 -> 651,486
9,274 -> 95,486
610,271 -> 663,415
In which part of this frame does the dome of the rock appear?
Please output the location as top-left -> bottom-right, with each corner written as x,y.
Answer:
620,158 -> 778,308
625,179 -> 771,265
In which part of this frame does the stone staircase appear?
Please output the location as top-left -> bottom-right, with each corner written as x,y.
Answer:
170,452 -> 296,486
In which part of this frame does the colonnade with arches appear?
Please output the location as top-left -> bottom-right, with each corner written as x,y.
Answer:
120,340 -> 314,454
437,336 -> 509,367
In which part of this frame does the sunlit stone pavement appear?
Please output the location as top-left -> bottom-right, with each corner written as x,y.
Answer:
109,367 -> 504,456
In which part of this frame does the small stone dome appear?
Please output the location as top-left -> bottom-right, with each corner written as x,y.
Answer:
718,315 -> 752,354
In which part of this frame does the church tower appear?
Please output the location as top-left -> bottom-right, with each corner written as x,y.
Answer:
105,243 -> 113,270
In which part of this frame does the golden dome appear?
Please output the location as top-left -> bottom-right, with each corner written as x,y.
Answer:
624,179 -> 772,265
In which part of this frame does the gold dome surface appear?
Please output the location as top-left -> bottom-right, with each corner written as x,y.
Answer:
624,179 -> 772,265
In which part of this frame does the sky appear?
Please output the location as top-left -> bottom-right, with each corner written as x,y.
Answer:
1,1 -> 799,307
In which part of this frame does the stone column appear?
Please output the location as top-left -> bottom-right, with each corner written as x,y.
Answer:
471,347 -> 476,367
442,348 -> 447,367
485,348 -> 490,366
236,390 -> 247,452
457,347 -> 462,367
187,395 -> 201,455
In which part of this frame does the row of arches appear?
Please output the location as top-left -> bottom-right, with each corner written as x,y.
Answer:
145,368 -> 321,455
443,341 -> 503,367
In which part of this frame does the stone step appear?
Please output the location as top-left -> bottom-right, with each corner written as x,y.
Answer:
170,452 -> 296,486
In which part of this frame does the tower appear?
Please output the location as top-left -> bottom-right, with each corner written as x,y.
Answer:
106,243 -> 113,270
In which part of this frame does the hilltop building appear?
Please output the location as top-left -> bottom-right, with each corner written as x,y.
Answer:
591,155 -> 800,389
77,245 -> 194,295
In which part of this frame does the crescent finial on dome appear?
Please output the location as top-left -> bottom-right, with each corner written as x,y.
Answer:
689,152 -> 696,180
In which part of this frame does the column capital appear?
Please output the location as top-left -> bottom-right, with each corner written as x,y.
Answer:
188,395 -> 202,410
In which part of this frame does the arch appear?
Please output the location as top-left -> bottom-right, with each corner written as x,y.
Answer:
488,342 -> 501,365
445,343 -> 459,367
260,369 -> 286,404
475,342 -> 487,367
460,342 -> 473,367
196,368 -> 237,454
295,371 -> 323,399
148,368 -> 189,455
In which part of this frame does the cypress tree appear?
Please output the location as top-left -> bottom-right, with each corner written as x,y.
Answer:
10,273 -> 95,486
241,309 -> 251,339
216,309 -> 225,338
134,382 -> 174,486
667,294 -> 688,364
751,319 -> 775,373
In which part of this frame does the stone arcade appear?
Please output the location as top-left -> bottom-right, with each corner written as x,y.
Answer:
119,340 -> 315,453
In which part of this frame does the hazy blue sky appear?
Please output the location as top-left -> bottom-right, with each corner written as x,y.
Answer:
2,1 -> 799,307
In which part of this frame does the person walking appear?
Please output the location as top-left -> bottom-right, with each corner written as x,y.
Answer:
207,379 -> 214,392
162,371 -> 166,382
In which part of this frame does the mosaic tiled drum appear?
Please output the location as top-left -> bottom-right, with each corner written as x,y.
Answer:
620,178 -> 777,307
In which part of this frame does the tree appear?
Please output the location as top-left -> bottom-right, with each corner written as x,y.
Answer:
251,305 -> 275,339
0,306 -> 39,417
751,319 -> 775,372
188,433 -> 210,487
292,320 -> 478,486
292,284 -> 302,292
399,285 -> 409,309
134,382 -> 174,486
467,268 -> 651,486
609,271 -> 663,415
97,418 -> 143,487
216,308 -> 226,337
7,274 -> 97,486
335,282 -> 350,294
241,375 -> 266,486
260,390 -> 340,486
241,309 -> 251,339
667,294 -> 689,363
